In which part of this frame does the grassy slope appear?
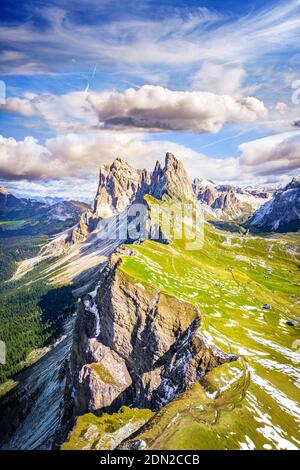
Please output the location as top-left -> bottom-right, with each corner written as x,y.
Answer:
61,406 -> 154,450
59,193 -> 300,450
116,206 -> 300,449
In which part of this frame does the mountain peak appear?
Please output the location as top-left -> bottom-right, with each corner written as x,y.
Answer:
286,176 -> 300,190
151,153 -> 195,202
111,156 -> 128,166
153,160 -> 162,173
248,176 -> 300,232
94,157 -> 149,218
165,152 -> 178,166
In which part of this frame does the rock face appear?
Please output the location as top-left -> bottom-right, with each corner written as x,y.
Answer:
193,179 -> 271,220
247,177 -> 300,232
93,158 -> 151,219
70,153 -> 195,243
69,250 -> 237,418
150,153 -> 195,203
93,152 -> 195,216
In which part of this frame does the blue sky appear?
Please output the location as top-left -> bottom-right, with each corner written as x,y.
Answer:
0,0 -> 300,199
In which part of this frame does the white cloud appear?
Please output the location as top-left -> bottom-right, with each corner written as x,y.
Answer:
4,177 -> 98,203
1,0 -> 300,91
0,132 -> 155,179
0,135 -> 57,179
275,102 -> 288,115
190,63 -> 247,97
1,129 -> 298,194
3,85 -> 267,134
239,131 -> 300,175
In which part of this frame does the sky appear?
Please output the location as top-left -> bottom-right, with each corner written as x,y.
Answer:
0,0 -> 300,200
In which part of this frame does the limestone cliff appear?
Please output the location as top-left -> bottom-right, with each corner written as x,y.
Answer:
93,157 -> 151,219
150,152 -> 195,203
68,249 -> 237,420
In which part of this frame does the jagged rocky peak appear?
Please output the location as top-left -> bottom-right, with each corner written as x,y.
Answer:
69,153 -> 194,244
193,178 -> 244,217
93,157 -> 151,218
93,152 -> 195,220
193,177 -> 272,220
150,152 -> 195,202
193,178 -> 219,206
248,176 -> 300,232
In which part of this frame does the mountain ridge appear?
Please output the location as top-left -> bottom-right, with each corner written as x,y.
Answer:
247,177 -> 300,232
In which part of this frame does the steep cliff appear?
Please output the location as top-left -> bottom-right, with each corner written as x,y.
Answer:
93,157 -> 151,219
69,152 -> 196,244
150,152 -> 195,203
68,247 -> 237,422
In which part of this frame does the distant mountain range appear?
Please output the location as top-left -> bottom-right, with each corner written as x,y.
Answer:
247,177 -> 300,232
193,178 -> 271,220
0,186 -> 90,236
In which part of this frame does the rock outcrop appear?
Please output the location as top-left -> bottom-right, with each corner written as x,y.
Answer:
61,406 -> 154,450
247,177 -> 300,232
69,250 -> 237,419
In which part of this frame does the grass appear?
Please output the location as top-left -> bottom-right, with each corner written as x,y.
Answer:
91,363 -> 119,387
0,379 -> 19,398
0,219 -> 26,227
61,406 -> 154,450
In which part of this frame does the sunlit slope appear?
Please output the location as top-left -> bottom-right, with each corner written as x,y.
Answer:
119,219 -> 300,450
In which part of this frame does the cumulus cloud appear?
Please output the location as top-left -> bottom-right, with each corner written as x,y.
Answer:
89,85 -> 267,133
3,92 -> 98,132
190,63 -> 247,97
0,132 -> 152,179
239,131 -> 300,176
1,128 -> 298,193
3,85 -> 267,134
0,130 -> 243,183
0,135 -> 57,179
